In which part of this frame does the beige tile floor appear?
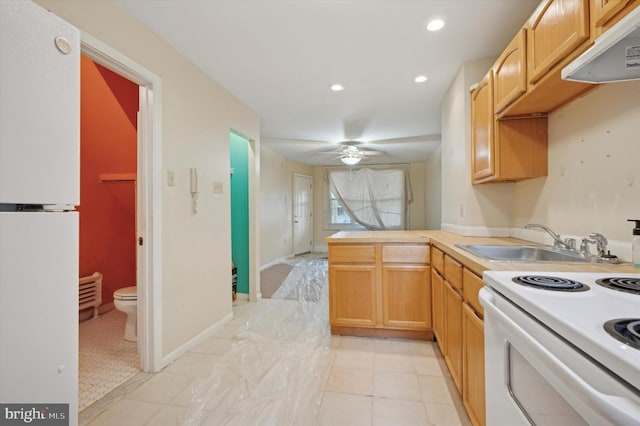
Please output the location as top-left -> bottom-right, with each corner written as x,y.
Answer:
84,300 -> 470,426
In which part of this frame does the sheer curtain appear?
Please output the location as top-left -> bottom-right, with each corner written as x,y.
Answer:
326,166 -> 412,230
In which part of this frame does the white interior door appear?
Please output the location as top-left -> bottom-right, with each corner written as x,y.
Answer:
293,174 -> 313,255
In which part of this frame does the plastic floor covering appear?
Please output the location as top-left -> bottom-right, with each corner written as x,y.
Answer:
182,258 -> 330,425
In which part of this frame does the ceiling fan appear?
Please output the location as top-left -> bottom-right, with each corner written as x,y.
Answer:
318,141 -> 386,165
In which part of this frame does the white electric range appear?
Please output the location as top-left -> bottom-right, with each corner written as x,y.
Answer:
480,271 -> 640,425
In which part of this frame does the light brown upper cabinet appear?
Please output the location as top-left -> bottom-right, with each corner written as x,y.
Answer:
500,0 -> 595,117
471,71 -> 549,184
471,72 -> 495,182
494,29 -> 527,115
591,0 -> 640,37
527,0 -> 590,84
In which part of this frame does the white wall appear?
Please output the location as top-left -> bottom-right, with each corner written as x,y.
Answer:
260,145 -> 313,266
440,59 -> 513,235
408,162 -> 427,230
424,147 -> 442,229
440,59 -> 640,261
36,0 -> 260,355
512,80 -> 640,260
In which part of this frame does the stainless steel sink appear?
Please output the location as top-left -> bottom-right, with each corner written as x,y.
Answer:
455,244 -> 589,263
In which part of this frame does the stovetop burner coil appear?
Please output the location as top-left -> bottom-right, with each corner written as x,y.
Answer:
595,277 -> 640,295
512,275 -> 589,292
604,318 -> 640,350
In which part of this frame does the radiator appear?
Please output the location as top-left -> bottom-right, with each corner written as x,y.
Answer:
79,272 -> 102,319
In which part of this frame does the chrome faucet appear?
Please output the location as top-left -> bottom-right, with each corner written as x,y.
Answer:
524,224 -> 576,251
580,237 -> 596,258
589,233 -> 608,257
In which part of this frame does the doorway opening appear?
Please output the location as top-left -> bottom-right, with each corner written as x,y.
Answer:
77,54 -> 140,411
80,33 -> 163,375
293,174 -> 313,255
230,132 -> 250,300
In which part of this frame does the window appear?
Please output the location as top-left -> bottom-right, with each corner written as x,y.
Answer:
324,165 -> 411,231
329,190 -> 355,225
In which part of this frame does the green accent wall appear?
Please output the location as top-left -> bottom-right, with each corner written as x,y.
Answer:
230,132 -> 249,295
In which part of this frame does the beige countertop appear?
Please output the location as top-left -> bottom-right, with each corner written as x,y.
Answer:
326,230 -> 640,276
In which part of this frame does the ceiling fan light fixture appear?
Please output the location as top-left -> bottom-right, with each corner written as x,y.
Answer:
341,155 -> 361,166
427,18 -> 445,32
340,145 -> 362,165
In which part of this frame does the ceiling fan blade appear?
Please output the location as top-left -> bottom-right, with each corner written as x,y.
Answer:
361,150 -> 385,156
366,134 -> 441,145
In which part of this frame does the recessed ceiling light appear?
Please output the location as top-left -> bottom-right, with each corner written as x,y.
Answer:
414,75 -> 428,83
427,19 -> 445,32
330,84 -> 344,91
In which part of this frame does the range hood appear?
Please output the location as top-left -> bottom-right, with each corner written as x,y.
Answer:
562,6 -> 640,83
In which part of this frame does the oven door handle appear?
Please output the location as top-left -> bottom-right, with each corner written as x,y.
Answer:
480,288 -> 640,425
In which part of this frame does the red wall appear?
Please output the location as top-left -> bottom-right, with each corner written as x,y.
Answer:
79,55 -> 138,307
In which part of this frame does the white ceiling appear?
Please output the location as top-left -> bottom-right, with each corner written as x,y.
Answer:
117,0 -> 540,166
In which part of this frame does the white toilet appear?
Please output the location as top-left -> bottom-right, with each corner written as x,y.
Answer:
113,286 -> 137,342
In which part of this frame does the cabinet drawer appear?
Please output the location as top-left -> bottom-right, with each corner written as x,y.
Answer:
431,246 -> 444,274
463,269 -> 484,318
444,255 -> 463,291
329,245 -> 376,263
382,245 -> 430,264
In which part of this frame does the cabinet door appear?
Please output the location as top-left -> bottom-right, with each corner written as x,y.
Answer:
444,255 -> 463,292
592,0 -> 633,28
463,303 -> 486,426
471,71 -> 495,182
431,246 -> 444,275
431,269 -> 445,348
444,280 -> 463,393
382,265 -> 431,329
527,0 -> 589,84
329,264 -> 377,327
463,269 -> 484,318
494,29 -> 527,114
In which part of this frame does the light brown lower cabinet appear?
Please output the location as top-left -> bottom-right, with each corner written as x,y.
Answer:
431,269 -> 445,346
328,243 -> 431,339
329,264 -> 377,327
463,302 -> 486,426
382,265 -> 431,329
444,280 -> 463,393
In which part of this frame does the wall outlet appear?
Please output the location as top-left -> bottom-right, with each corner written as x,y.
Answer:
212,181 -> 223,194
167,170 -> 175,187
459,203 -> 464,218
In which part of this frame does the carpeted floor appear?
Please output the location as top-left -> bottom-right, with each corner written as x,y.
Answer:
260,263 -> 294,298
260,253 -> 328,298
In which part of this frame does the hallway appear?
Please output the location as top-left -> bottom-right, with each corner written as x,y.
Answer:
82,259 -> 469,426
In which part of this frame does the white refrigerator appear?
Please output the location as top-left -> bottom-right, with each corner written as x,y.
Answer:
0,1 -> 80,424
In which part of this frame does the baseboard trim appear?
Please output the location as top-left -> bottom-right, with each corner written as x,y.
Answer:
160,311 -> 233,369
260,256 -> 290,271
331,325 -> 434,341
